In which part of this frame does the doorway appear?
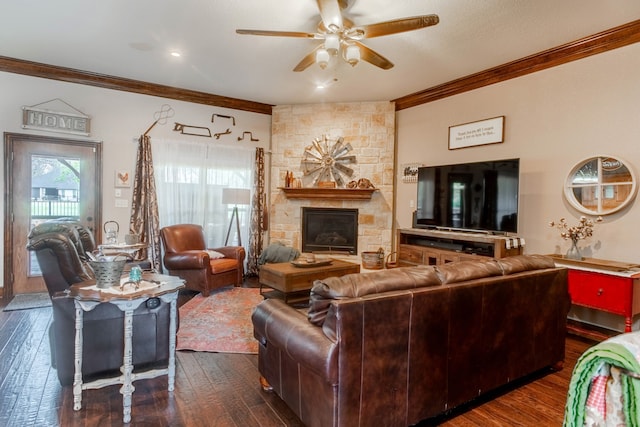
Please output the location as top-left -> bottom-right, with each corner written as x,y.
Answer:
4,133 -> 102,298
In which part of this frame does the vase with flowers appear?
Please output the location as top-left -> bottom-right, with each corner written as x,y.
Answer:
549,215 -> 603,260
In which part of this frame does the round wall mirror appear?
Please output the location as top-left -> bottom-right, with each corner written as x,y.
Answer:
564,155 -> 637,215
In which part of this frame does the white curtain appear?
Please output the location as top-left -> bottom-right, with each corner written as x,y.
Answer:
152,138 -> 254,248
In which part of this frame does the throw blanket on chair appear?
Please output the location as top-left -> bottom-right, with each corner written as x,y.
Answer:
564,332 -> 640,427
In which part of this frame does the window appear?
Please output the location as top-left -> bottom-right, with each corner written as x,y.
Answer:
152,139 -> 253,248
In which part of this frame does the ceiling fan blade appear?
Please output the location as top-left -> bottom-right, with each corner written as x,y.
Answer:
236,29 -> 319,39
358,15 -> 439,38
293,45 -> 323,72
356,41 -> 394,70
316,0 -> 343,31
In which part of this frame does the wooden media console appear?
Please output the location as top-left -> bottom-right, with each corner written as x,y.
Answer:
397,228 -> 524,266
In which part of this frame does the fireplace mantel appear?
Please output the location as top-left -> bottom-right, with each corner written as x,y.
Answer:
279,187 -> 377,200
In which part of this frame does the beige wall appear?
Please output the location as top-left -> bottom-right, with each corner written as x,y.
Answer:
269,102 -> 395,258
396,43 -> 640,264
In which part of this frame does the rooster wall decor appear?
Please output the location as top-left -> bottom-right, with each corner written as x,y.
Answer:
115,170 -> 131,187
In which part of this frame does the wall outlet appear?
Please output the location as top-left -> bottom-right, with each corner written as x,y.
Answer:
409,199 -> 415,208
115,199 -> 128,208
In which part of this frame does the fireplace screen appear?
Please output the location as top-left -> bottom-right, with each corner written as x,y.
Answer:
301,207 -> 358,254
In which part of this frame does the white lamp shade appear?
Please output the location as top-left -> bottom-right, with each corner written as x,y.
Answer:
222,188 -> 251,205
316,48 -> 330,69
345,45 -> 360,66
324,34 -> 339,55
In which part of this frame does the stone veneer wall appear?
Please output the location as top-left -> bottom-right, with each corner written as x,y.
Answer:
269,101 -> 395,259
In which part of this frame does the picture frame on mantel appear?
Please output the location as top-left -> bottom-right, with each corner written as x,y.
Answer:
448,116 -> 505,150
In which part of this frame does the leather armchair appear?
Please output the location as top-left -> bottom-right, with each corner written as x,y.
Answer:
26,220 -> 174,386
160,224 -> 245,296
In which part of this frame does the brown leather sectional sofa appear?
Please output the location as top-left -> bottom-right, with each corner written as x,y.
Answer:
252,255 -> 569,427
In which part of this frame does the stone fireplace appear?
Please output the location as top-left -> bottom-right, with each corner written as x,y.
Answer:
301,207 -> 358,254
268,101 -> 395,259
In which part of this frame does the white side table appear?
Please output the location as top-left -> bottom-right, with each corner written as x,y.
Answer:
67,273 -> 184,423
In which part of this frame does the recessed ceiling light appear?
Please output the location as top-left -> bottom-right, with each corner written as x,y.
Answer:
170,51 -> 181,58
316,77 -> 338,90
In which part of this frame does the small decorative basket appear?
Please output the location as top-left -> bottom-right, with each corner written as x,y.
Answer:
362,248 -> 385,270
89,259 -> 127,289
385,252 -> 399,269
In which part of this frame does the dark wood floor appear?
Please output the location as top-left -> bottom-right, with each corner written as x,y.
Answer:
0,284 -> 595,427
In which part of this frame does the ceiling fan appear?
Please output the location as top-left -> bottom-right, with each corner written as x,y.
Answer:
236,0 -> 439,72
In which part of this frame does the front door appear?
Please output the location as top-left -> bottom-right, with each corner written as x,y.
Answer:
4,133 -> 102,298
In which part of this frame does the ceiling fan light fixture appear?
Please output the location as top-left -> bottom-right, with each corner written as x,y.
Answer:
316,48 -> 330,69
345,28 -> 365,40
236,5 -> 439,73
324,34 -> 340,55
345,45 -> 360,67
327,23 -> 341,33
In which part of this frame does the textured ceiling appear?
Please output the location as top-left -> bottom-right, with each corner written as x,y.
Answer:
2,0 -> 640,106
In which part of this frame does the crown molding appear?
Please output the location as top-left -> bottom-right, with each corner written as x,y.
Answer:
2,20 -> 639,114
0,56 -> 273,115
393,19 -> 640,111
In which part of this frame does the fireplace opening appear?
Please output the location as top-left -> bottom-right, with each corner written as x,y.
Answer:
301,207 -> 358,254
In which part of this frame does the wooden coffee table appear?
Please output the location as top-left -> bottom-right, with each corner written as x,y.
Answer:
259,258 -> 360,304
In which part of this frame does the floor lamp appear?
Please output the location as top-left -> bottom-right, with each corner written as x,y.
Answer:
222,188 -> 251,246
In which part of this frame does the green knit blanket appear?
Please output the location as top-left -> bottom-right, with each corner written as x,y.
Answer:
564,339 -> 640,427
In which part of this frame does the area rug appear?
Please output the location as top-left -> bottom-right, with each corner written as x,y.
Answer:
3,292 -> 52,311
177,287 -> 264,354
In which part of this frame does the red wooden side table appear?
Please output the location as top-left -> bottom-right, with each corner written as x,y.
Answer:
551,255 -> 640,339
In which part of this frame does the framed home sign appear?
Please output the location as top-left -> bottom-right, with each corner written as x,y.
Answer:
448,116 -> 504,150
22,98 -> 91,136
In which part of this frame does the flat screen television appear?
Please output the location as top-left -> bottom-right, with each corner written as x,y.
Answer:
414,158 -> 519,234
